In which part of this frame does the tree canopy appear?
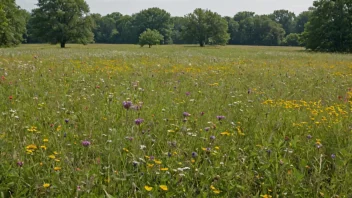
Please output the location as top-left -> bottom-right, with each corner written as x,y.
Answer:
302,0 -> 352,52
0,0 -> 27,47
133,8 -> 172,44
183,8 -> 230,47
30,0 -> 94,48
139,28 -> 164,48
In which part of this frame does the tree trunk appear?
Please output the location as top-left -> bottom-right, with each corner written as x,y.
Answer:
199,40 -> 205,47
149,44 -> 151,48
60,42 -> 66,48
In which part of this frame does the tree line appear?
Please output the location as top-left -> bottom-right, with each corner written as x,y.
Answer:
1,0 -> 352,52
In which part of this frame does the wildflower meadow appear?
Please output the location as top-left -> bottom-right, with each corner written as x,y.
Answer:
0,44 -> 351,197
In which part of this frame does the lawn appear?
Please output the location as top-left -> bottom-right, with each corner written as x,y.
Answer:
0,44 -> 351,197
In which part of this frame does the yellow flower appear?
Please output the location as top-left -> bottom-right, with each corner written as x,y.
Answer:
40,145 -> 47,150
26,144 -> 37,150
220,131 -> 230,136
27,126 -> 37,132
54,167 -> 61,171
144,185 -> 153,191
159,185 -> 168,191
56,125 -> 62,131
43,139 -> 49,142
154,160 -> 162,164
167,130 -> 175,133
210,185 -> 216,190
160,168 -> 169,171
53,151 -> 59,155
123,148 -> 129,152
215,146 -> 220,150
43,183 -> 50,188
147,163 -> 154,168
48,155 -> 56,159
213,190 -> 221,194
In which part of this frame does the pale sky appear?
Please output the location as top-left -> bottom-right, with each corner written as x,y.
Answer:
17,0 -> 314,16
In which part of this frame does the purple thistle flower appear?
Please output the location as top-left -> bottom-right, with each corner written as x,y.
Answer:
216,116 -> 225,121
210,136 -> 216,140
307,134 -> 313,139
82,140 -> 91,147
135,118 -> 144,125
17,161 -> 24,167
65,119 -> 69,124
192,152 -> 198,158
149,156 -> 155,161
186,92 -> 190,96
183,112 -> 191,117
205,127 -> 210,132
123,101 -> 133,110
331,154 -> 336,159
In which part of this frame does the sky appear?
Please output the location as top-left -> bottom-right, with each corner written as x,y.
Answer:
17,0 -> 314,16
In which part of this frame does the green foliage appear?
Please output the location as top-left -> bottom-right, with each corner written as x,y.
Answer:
233,15 -> 285,46
283,33 -> 301,46
92,13 -> 121,43
294,11 -> 312,34
0,0 -> 26,47
133,8 -> 172,44
139,29 -> 164,48
234,11 -> 255,22
269,10 -> 296,35
171,16 -> 187,44
183,8 -> 230,47
302,0 -> 352,52
31,0 -> 94,48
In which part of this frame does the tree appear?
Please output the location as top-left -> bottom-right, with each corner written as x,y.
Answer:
139,29 -> 163,48
223,16 -> 239,44
0,0 -> 26,47
31,0 -> 94,48
171,16 -> 187,44
183,8 -> 230,47
302,0 -> 352,52
283,33 -> 301,46
116,15 -> 137,44
133,8 -> 172,44
234,11 -> 255,22
294,11 -> 312,34
269,10 -> 296,35
92,13 -> 120,43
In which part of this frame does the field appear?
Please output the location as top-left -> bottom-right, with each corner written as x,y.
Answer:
0,44 -> 351,197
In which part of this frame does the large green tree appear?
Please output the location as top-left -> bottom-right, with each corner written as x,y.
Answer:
183,8 -> 230,47
235,15 -> 285,46
302,0 -> 352,52
0,0 -> 26,47
294,10 -> 312,34
269,10 -> 296,35
31,0 -> 94,48
171,16 -> 187,44
133,8 -> 172,44
92,12 -> 121,43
